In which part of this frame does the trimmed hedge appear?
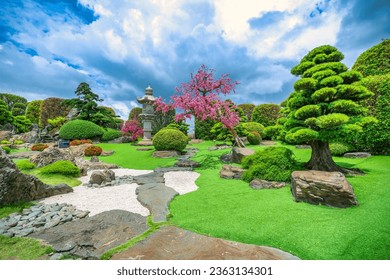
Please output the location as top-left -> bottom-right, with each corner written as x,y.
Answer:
40,160 -> 80,177
16,160 -> 36,170
241,147 -> 298,182
59,120 -> 104,140
247,131 -> 261,145
153,128 -> 188,151
102,128 -> 122,141
31,143 -> 48,151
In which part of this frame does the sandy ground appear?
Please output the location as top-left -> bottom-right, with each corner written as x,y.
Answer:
39,168 -> 200,217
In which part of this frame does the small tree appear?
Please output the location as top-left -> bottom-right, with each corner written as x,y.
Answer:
121,116 -> 143,141
155,65 -> 244,146
252,104 -> 281,127
284,45 -> 376,173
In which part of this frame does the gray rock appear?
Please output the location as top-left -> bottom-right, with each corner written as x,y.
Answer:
152,150 -> 181,158
18,228 -> 34,237
136,183 -> 178,223
7,218 -> 18,227
111,226 -> 300,260
90,156 -> 99,162
0,149 -> 73,206
343,152 -> 371,158
250,179 -> 287,189
29,210 -> 148,259
89,170 -> 115,186
50,253 -> 64,260
220,165 -> 245,179
295,145 -> 311,149
133,172 -> 164,185
232,147 -> 255,163
74,157 -> 118,176
174,159 -> 201,168
29,147 -> 75,167
220,153 -> 233,163
107,136 -> 132,143
291,170 -> 358,208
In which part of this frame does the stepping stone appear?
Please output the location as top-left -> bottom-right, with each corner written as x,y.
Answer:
110,226 -> 300,260
343,152 -> 371,158
136,184 -> 178,223
29,210 -> 148,260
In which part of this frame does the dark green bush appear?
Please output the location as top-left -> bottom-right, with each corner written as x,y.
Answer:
1,146 -> 11,154
40,160 -> 80,177
166,122 -> 189,135
195,118 -> 216,140
59,120 -> 104,140
329,142 -> 353,156
251,104 -> 281,127
241,147 -> 298,182
102,128 -> 122,141
241,122 -> 265,136
39,97 -> 71,128
247,131 -> 261,145
153,128 -> 188,151
16,160 -> 36,170
14,140 -> 24,144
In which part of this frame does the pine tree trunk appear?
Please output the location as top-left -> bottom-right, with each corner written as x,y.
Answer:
306,140 -> 361,175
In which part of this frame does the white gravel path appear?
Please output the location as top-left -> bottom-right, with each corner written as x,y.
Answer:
39,168 -> 200,217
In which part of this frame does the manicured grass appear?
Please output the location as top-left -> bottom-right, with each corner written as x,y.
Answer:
169,141 -> 390,260
0,236 -> 53,260
95,143 -> 177,170
18,167 -> 81,187
0,202 -> 34,219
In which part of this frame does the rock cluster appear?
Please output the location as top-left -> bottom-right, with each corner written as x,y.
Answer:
74,157 -> 118,176
291,170 -> 358,208
0,149 -> 73,206
88,170 -> 115,186
30,210 -> 148,260
219,165 -> 245,179
249,179 -> 287,189
30,147 -> 75,167
343,152 -> 371,158
0,203 -> 89,237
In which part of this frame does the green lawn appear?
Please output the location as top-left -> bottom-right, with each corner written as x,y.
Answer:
169,141 -> 390,260
95,143 -> 177,170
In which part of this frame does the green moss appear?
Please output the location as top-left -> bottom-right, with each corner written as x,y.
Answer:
0,236 -> 53,260
40,160 -> 80,177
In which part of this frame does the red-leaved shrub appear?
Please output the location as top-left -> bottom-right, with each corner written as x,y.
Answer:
84,145 -> 102,156
31,143 -> 49,151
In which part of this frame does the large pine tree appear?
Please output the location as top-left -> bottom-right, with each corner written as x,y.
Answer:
284,45 -> 376,173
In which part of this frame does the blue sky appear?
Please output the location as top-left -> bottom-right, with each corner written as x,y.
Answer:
0,0 -> 389,119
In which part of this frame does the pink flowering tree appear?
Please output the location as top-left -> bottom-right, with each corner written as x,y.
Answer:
121,116 -> 143,142
155,65 -> 245,147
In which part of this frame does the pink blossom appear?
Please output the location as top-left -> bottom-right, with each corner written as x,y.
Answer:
121,116 -> 144,141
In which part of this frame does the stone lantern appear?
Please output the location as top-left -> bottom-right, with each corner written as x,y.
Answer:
137,84 -> 156,146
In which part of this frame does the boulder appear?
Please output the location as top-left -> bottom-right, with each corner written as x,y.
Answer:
74,158 -> 118,176
189,139 -> 203,144
90,156 -> 99,162
89,170 -> 115,186
220,165 -> 245,179
30,147 -> 75,167
29,210 -> 148,259
0,149 -> 73,206
101,150 -> 115,156
250,179 -> 287,189
111,226 -> 300,260
232,147 -> 254,163
291,170 -> 358,208
152,150 -> 181,158
343,152 -> 371,158
220,153 -> 232,163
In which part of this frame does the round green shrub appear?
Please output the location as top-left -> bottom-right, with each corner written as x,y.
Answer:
329,142 -> 353,156
1,146 -> 11,154
1,140 -> 11,145
59,120 -> 104,140
241,147 -> 298,182
40,160 -> 80,177
247,131 -> 261,145
153,128 -> 188,151
102,128 -> 122,141
241,122 -> 265,136
16,159 -> 36,170
14,140 -> 24,144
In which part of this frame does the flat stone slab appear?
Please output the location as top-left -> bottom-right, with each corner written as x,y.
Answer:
8,151 -> 40,159
343,152 -> 371,158
111,226 -> 300,260
136,184 -> 178,223
30,210 -> 148,260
